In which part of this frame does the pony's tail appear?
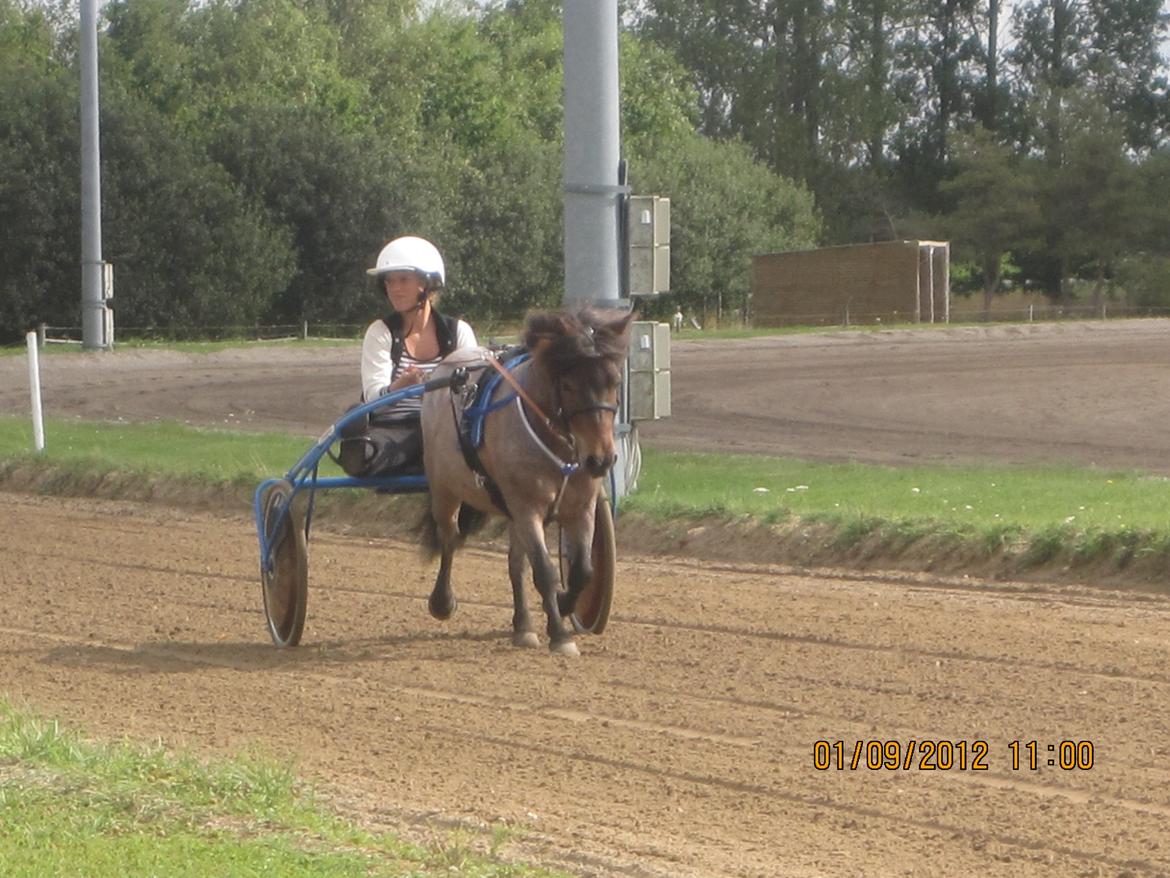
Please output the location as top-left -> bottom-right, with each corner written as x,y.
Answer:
417,504 -> 490,561
458,504 -> 489,540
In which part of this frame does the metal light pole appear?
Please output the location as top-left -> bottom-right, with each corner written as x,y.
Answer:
563,0 -> 623,306
562,0 -> 642,500
80,0 -> 111,350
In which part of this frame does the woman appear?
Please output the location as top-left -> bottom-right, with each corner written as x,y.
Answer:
341,236 -> 478,477
361,235 -> 478,404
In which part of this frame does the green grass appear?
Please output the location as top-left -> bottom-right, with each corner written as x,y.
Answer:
0,416 -> 343,482
628,448 -> 1170,532
0,700 -> 563,878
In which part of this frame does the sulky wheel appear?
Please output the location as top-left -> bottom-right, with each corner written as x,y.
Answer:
559,492 -> 616,635
259,479 -> 308,647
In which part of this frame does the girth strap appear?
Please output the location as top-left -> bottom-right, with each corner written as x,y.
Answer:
447,364 -> 514,518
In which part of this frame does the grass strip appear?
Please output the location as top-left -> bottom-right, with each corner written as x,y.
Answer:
0,700 -> 563,878
3,415 -> 1170,579
628,449 -> 1170,532
0,416 -> 339,482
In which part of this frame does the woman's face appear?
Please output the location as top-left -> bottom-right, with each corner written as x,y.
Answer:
384,270 -> 426,313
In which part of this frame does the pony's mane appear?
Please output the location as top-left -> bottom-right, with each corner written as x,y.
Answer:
522,307 -> 633,374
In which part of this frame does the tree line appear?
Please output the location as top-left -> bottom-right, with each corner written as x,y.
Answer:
630,0 -> 1170,312
0,0 -> 818,341
2,0 -> 1167,343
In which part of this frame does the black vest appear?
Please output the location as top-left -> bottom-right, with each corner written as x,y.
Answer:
381,309 -> 462,368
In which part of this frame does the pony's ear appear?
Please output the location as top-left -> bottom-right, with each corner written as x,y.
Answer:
612,309 -> 636,337
597,309 -> 635,347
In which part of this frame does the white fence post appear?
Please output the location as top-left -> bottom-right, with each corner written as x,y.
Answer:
26,331 -> 45,452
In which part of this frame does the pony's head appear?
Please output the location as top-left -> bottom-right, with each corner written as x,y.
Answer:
524,307 -> 635,478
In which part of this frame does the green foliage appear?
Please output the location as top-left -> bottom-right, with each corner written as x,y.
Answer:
1115,253 -> 1170,307
4,0 -> 1168,338
203,102 -> 409,323
0,2 -> 81,335
99,82 -> 296,329
631,134 -> 819,316
633,0 -> 1170,304
940,126 -> 1041,306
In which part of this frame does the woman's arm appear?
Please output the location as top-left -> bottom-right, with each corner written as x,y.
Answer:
360,322 -> 396,402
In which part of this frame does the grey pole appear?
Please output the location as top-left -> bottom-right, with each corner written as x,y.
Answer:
563,0 -> 622,305
563,0 -> 641,499
80,0 -> 109,350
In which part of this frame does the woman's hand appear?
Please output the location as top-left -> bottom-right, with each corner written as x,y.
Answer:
386,366 -> 425,392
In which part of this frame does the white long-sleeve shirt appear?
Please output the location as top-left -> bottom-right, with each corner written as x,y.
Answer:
360,317 -> 478,413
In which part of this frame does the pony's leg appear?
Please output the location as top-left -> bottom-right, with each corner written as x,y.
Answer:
555,506 -> 596,618
512,513 -> 578,656
508,533 -> 539,649
427,492 -> 461,621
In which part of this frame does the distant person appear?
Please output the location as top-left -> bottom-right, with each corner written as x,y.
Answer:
672,307 -> 684,332
339,236 -> 478,477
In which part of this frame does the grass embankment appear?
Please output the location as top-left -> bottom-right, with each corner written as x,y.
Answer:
0,700 -> 561,878
3,416 -> 1170,585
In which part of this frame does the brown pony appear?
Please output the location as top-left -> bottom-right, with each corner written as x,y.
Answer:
419,307 -> 634,655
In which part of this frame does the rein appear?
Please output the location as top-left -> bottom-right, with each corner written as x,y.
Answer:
485,354 -> 619,431
485,356 -> 579,488
485,355 -> 558,430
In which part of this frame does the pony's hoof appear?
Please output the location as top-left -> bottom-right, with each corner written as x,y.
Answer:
512,631 -> 540,649
550,640 -> 580,657
428,594 -> 457,621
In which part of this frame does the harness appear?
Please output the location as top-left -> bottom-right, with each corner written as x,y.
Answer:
451,350 -> 595,521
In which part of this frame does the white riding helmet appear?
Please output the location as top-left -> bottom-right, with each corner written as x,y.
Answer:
367,236 -> 445,290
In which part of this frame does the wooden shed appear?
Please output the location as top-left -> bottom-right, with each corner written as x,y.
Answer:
751,241 -> 950,327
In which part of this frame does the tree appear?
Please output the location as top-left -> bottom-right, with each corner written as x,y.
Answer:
631,133 -> 820,321
0,0 -> 81,340
98,80 -> 296,331
1041,108 -> 1139,307
940,126 -> 1041,316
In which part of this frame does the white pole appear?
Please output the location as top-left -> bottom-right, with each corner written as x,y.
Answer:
80,0 -> 110,350
26,331 -> 45,452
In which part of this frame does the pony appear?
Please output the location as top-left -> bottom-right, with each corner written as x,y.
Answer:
419,306 -> 634,656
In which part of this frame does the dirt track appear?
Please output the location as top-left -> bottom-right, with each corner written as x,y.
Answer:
5,321 -> 1170,875
3,494 -> 1170,877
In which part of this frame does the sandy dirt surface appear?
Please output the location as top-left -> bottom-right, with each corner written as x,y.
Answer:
5,321 -> 1170,876
7,319 -> 1170,471
3,494 -> 1169,877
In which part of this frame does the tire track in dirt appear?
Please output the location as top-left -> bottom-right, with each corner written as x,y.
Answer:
5,614 -> 1169,872
4,494 -> 1170,876
18,541 -> 1170,690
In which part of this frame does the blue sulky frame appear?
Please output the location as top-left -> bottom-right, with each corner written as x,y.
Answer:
252,382 -> 434,647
